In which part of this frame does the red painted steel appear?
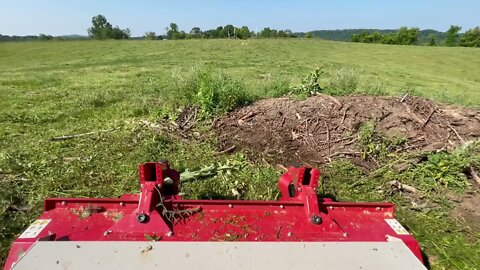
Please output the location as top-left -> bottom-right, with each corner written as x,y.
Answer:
4,162 -> 424,269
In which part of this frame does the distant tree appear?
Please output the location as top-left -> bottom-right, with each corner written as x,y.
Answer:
236,26 -> 251,39
87,14 -> 129,40
214,26 -> 225,38
351,27 -> 418,45
166,23 -> 184,39
350,33 -> 360,42
144,31 -> 157,40
459,27 -> 480,47
284,29 -> 296,38
223,25 -> 235,38
169,23 -> 179,32
305,32 -> 313,38
38,34 -> 53,41
445,25 -> 461,46
427,33 -> 436,46
110,26 -> 130,39
382,33 -> 397,44
370,31 -> 384,43
189,27 -> 202,38
396,27 -> 419,45
351,32 -> 370,42
88,15 -> 112,39
259,27 -> 272,38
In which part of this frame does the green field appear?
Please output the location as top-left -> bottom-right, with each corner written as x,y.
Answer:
1,39 -> 480,269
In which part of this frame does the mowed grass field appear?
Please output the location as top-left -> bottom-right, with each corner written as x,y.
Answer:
1,39 -> 480,269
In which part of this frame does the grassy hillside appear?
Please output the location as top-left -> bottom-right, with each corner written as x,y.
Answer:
0,39 -> 479,269
1,39 -> 480,106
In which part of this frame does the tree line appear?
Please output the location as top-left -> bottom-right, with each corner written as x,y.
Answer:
147,22 -> 297,40
1,14 -> 478,47
351,25 -> 479,47
86,15 -> 296,40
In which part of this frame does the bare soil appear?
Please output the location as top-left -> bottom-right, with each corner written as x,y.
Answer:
214,95 -> 480,167
451,188 -> 480,232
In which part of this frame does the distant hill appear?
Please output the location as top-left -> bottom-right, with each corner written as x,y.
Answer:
295,29 -> 448,44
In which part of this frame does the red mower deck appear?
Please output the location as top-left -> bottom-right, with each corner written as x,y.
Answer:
4,161 -> 426,270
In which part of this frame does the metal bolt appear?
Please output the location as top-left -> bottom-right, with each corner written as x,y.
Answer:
119,202 -> 125,206
280,205 -> 285,209
287,232 -> 292,237
136,213 -> 149,223
61,201 -> 67,206
228,204 -> 233,208
329,206 -> 334,210
164,177 -> 173,184
376,207 -> 381,211
166,231 -> 174,237
104,230 -> 112,236
297,187 -> 302,192
343,232 -> 349,237
311,215 -> 322,225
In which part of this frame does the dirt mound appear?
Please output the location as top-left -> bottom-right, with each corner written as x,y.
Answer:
214,95 -> 480,167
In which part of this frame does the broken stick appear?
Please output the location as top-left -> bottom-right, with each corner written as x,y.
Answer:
388,180 -> 417,193
403,104 -> 424,125
213,145 -> 236,156
421,108 -> 436,128
469,167 -> 480,185
51,128 -> 116,141
447,123 -> 465,143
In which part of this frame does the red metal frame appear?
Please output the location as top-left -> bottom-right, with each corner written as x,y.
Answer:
4,162 -> 424,269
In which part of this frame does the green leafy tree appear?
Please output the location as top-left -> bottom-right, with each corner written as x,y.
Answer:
144,31 -> 157,40
305,32 -> 313,38
88,15 -> 113,39
223,25 -> 235,38
259,27 -> 272,38
351,33 -> 361,42
370,31 -> 384,43
445,25 -> 461,46
169,23 -> 179,32
459,27 -> 480,47
284,29 -> 296,38
236,26 -> 251,39
87,14 -> 129,40
189,27 -> 202,38
382,33 -> 398,44
396,27 -> 419,45
38,34 -> 53,41
110,26 -> 130,39
166,23 -> 182,39
427,33 -> 436,46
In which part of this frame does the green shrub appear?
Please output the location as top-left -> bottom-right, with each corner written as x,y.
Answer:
197,72 -> 252,117
358,121 -> 406,161
327,67 -> 358,95
289,67 -> 323,97
162,68 -> 253,118
166,67 -> 202,108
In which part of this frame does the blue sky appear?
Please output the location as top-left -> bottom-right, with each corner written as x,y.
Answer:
1,0 -> 479,36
